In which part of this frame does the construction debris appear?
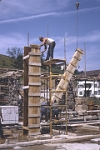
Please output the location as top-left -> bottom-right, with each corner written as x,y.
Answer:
0,69 -> 23,117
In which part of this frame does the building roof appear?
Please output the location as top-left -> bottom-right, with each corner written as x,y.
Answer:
75,70 -> 100,81
78,70 -> 100,77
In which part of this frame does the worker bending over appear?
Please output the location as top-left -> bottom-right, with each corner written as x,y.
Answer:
39,36 -> 56,61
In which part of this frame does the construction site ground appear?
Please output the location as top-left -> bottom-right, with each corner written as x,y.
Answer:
0,102 -> 100,150
0,121 -> 100,150
0,134 -> 100,150
2,143 -> 100,150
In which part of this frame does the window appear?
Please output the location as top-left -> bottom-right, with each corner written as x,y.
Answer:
79,91 -> 83,95
99,83 -> 100,88
94,91 -> 97,95
86,83 -> 91,88
94,84 -> 97,87
98,90 -> 100,95
78,85 -> 84,88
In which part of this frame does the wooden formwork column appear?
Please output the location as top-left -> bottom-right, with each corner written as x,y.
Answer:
28,44 -> 41,136
51,48 -> 84,103
23,45 -> 41,136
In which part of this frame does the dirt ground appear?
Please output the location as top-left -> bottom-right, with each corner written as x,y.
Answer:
4,143 -> 100,150
7,145 -> 56,150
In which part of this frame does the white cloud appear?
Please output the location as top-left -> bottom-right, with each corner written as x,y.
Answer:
0,33 -> 25,54
0,4 -> 100,24
79,30 -> 100,44
0,13 -> 60,24
0,11 -> 76,24
54,29 -> 100,50
0,0 -> 70,20
56,0 -> 70,7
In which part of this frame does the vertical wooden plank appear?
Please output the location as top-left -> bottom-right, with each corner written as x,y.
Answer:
23,46 -> 31,135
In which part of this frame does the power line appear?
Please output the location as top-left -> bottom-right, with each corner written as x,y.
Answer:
27,32 -> 29,46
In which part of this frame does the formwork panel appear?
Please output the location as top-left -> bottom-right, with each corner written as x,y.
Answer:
29,66 -> 41,73
28,107 -> 40,115
28,97 -> 40,105
67,63 -> 76,74
29,85 -> 40,93
30,46 -> 40,53
28,118 -> 40,124
73,48 -> 84,60
70,57 -> 79,67
29,129 -> 40,135
29,55 -> 41,63
29,75 -> 41,82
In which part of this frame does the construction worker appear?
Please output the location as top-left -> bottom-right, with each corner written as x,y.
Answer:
0,107 -> 4,138
39,36 -> 56,61
40,100 -> 48,122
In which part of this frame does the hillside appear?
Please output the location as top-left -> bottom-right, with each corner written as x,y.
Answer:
0,54 -> 16,69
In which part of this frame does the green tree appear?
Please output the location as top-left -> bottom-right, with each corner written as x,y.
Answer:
7,47 -> 23,69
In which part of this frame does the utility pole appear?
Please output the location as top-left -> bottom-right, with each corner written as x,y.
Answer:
84,42 -> 86,77
27,32 -> 29,46
64,36 -> 67,62
64,36 -> 67,71
47,26 -> 49,37
76,2 -> 79,48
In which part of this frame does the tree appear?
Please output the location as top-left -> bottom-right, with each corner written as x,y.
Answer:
7,47 -> 23,69
74,69 -> 84,75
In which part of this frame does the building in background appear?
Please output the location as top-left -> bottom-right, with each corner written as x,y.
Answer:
77,80 -> 100,98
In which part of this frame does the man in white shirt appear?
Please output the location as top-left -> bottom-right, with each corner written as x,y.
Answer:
39,36 -> 56,61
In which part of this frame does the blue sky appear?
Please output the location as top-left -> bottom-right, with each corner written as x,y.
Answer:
0,0 -> 100,71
